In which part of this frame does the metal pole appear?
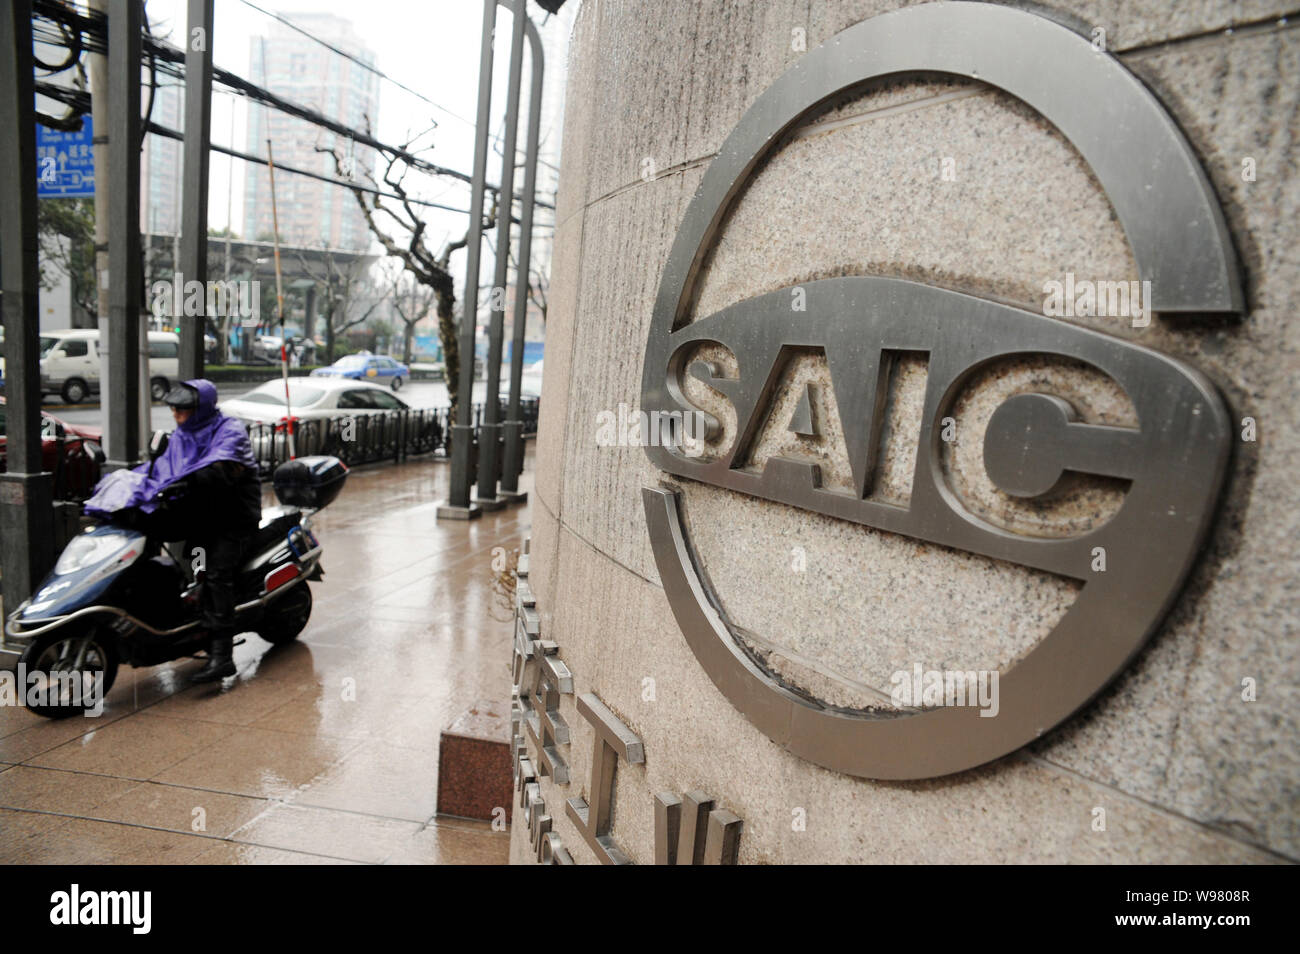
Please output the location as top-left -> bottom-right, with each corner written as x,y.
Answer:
438,0 -> 497,520
106,0 -> 142,468
178,0 -> 213,380
89,0 -> 110,447
500,8 -> 544,502
0,0 -> 56,609
266,140 -> 294,458
474,0 -> 528,510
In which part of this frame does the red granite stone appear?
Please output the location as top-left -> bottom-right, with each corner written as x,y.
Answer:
436,699 -> 513,823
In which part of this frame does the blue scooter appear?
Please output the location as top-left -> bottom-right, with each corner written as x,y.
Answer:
1,451 -> 347,717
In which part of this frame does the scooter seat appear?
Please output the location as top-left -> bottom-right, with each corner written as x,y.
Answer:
249,504 -> 303,556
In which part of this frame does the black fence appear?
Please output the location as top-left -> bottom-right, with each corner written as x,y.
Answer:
245,398 -> 539,472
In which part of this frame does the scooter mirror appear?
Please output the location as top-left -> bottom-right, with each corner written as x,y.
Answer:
149,430 -> 169,460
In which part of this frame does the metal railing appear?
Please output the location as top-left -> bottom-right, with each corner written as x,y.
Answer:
244,397 -> 539,472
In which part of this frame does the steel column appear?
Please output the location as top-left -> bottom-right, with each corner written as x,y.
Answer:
474,0 -> 529,510
178,0 -> 214,380
500,9 -> 544,502
0,0 -> 56,609
106,0 -> 142,468
438,0 -> 497,519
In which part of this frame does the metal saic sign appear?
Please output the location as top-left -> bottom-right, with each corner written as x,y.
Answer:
640,3 -> 1242,780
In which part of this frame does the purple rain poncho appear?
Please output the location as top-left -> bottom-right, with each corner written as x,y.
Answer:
85,379 -> 256,518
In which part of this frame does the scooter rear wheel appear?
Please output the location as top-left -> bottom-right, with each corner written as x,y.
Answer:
18,627 -> 119,719
259,583 -> 312,645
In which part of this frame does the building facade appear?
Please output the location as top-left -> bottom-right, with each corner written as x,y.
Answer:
512,0 -> 1299,864
243,13 -> 379,251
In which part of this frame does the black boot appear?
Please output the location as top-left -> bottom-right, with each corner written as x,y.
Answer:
191,634 -> 236,683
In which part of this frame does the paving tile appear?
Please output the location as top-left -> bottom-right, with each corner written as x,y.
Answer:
250,686 -> 432,751
88,781 -> 274,839
228,803 -> 420,864
0,708 -> 130,763
384,819 -> 510,865
0,764 -> 139,816
189,840 -> 360,864
23,815 -> 216,865
294,743 -> 438,822
0,807 -> 78,863
147,670 -> 313,727
152,727 -> 360,799
28,713 -> 235,781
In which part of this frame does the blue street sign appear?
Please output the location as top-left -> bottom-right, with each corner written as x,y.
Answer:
36,117 -> 95,198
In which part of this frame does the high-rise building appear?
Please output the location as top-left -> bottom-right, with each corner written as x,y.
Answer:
243,13 -> 379,251
140,82 -> 181,237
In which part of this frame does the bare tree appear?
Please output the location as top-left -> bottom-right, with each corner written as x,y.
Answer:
507,241 -> 549,326
318,123 -> 498,417
296,246 -> 389,363
383,259 -> 437,365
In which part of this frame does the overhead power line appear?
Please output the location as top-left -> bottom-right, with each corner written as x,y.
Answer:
30,0 -> 556,211
235,0 -> 477,131
33,80 -> 476,215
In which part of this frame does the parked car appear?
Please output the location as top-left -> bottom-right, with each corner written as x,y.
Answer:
249,334 -> 317,367
0,397 -> 104,499
221,377 -> 414,461
311,353 -> 409,390
38,329 -> 182,404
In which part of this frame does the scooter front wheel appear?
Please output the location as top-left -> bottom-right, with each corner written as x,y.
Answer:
17,627 -> 119,719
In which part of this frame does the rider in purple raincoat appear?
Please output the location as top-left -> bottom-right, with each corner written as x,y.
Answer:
85,379 -> 261,683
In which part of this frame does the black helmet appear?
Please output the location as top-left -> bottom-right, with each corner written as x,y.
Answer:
163,382 -> 199,409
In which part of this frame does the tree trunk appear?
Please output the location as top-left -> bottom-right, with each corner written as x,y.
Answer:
433,277 -> 459,418
215,315 -> 231,365
402,322 -> 415,365
324,302 -> 337,364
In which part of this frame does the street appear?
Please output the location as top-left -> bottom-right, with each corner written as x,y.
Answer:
43,380 -> 515,432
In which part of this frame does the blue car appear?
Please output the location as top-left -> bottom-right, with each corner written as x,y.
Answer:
311,353 -> 409,390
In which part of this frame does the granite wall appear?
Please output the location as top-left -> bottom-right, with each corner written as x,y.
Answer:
511,0 -> 1298,864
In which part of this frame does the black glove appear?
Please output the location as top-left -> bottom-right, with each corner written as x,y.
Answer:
154,477 -> 191,507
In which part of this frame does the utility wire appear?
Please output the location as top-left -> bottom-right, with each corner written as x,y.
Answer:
31,0 -> 556,210
33,80 -> 478,215
235,0 -> 471,130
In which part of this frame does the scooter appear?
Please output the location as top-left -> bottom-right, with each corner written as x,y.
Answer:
1,447 -> 348,718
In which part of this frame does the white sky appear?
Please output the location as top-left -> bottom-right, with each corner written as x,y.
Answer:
142,0 -> 568,282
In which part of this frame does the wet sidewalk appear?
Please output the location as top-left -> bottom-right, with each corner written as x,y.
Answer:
0,453 -> 531,864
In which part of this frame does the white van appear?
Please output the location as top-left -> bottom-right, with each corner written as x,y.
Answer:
39,329 -> 181,404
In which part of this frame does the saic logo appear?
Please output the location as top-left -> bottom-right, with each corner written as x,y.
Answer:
639,3 -> 1241,779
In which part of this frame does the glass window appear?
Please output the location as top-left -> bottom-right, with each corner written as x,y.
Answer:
62,340 -> 89,357
239,382 -> 326,407
368,390 -> 403,410
39,336 -> 60,358
148,339 -> 178,359
336,389 -> 375,410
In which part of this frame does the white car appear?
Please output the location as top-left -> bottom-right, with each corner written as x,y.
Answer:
222,377 -> 410,422
221,377 -> 416,461
38,329 -> 182,404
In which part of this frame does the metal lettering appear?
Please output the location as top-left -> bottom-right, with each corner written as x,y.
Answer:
564,693 -> 644,865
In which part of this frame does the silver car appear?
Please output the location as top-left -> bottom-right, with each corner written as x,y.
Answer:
221,377 -> 414,464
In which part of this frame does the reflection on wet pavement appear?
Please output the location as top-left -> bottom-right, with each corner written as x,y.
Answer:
0,451 -> 531,864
